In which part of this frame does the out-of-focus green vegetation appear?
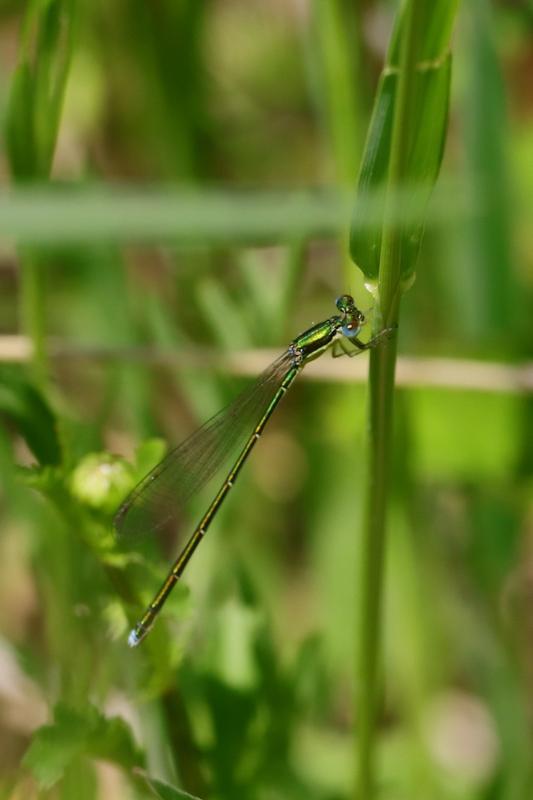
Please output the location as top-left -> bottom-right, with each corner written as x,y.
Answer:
0,2 -> 532,800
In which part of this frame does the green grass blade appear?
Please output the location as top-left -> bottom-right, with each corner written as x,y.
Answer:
5,63 -> 37,180
351,2 -> 459,797
350,1 -> 458,286
310,0 -> 365,183
6,0 -> 78,180
5,0 -> 78,381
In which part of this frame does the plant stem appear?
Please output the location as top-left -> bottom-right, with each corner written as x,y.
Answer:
313,0 -> 367,289
20,248 -> 48,385
355,1 -> 421,797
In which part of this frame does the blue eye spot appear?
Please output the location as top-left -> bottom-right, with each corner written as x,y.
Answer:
342,324 -> 361,339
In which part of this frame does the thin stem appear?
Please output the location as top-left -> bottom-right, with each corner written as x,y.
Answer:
313,0 -> 367,289
355,1 -> 421,797
19,248 -> 48,384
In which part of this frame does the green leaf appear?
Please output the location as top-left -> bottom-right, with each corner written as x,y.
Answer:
33,0 -> 74,175
350,0 -> 458,284
5,62 -> 36,180
142,773 -> 203,800
5,0 -> 77,181
0,367 -> 61,465
23,703 -> 144,789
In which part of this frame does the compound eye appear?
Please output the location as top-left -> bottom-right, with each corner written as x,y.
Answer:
341,321 -> 361,339
336,294 -> 355,313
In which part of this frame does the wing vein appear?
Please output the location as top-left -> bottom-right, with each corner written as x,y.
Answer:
114,350 -> 293,540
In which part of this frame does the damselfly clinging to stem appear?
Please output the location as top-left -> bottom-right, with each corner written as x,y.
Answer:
115,295 -> 392,647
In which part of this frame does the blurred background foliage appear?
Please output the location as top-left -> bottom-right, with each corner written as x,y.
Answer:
0,1 -> 532,799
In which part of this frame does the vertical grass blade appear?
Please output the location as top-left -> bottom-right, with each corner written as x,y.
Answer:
350,2 -> 457,289
5,0 -> 78,383
310,0 -> 367,287
349,2 -> 459,797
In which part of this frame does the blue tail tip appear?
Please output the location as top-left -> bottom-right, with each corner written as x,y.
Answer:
128,628 -> 141,648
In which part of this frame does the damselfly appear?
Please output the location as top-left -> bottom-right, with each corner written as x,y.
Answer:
115,295 -> 392,646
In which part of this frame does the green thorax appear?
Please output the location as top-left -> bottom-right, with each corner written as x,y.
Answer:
290,295 -> 365,365
291,316 -> 340,361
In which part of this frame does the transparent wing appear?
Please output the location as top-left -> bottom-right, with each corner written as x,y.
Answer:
114,350 -> 294,539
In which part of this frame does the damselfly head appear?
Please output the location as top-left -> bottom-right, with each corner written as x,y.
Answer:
336,294 -> 365,334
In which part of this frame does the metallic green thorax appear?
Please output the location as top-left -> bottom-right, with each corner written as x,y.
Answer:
291,317 -> 340,360
126,294 -> 368,646
290,293 -> 365,364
